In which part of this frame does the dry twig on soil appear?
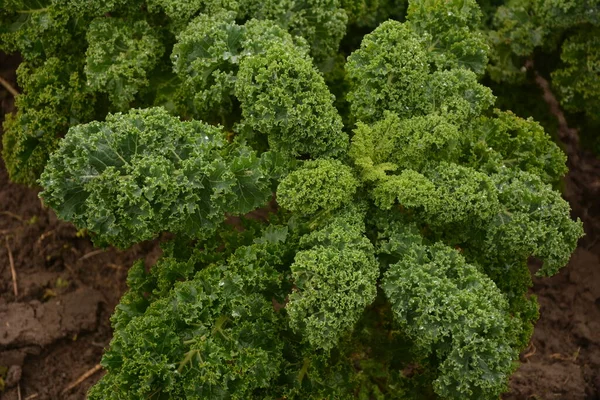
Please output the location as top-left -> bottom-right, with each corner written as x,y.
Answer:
0,211 -> 25,223
523,342 -> 537,361
61,364 -> 102,395
36,230 -> 55,248
5,236 -> 18,297
0,75 -> 18,97
550,347 -> 581,362
78,249 -> 106,261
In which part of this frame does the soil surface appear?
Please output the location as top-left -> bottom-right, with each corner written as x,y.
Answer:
1,52 -> 599,400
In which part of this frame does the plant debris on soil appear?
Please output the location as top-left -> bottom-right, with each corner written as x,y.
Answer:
1,52 -> 599,400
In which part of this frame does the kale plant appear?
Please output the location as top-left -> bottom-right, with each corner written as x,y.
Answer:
480,0 -> 599,129
2,0 -> 584,398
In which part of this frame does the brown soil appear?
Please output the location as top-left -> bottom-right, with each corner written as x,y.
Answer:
1,53 -> 599,400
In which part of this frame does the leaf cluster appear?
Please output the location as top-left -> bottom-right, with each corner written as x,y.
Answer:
481,0 -> 600,124
0,0 -> 352,185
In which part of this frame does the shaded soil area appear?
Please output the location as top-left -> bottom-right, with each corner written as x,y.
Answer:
0,53 -> 599,400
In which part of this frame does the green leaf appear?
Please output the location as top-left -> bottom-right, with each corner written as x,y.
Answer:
85,18 -> 164,111
39,108 -> 275,248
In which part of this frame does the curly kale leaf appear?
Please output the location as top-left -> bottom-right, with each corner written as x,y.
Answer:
287,206 -> 379,350
383,241 -> 517,400
284,0 -> 347,63
346,20 -> 493,125
0,0 -> 86,60
171,11 -> 245,124
407,0 -> 489,75
422,68 -> 495,124
173,13 -> 347,150
277,159 -> 359,215
236,34 -> 347,158
238,0 -> 347,63
88,238 -> 289,399
85,18 -> 164,111
350,108 -> 566,189
351,117 -> 581,278
372,162 -> 501,229
490,0 -> 600,56
350,112 -> 462,177
552,28 -> 600,121
482,169 -> 583,277
2,57 -> 95,185
146,0 -> 238,27
111,223 -> 289,332
171,15 -> 308,126
466,110 -> 568,185
51,0 -> 136,16
345,20 -> 429,124
39,107 -> 275,248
